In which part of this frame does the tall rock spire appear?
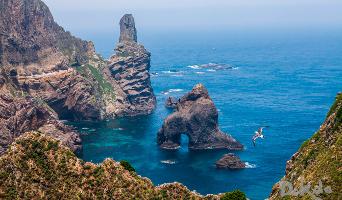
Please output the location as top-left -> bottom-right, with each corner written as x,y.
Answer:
119,14 -> 137,43
106,14 -> 156,117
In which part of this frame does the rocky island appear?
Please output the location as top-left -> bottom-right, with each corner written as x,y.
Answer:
157,84 -> 243,150
216,153 -> 246,169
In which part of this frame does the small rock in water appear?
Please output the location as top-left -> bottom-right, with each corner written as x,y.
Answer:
216,153 -> 246,169
165,97 -> 179,109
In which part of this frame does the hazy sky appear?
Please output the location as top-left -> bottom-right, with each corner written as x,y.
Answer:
43,0 -> 342,36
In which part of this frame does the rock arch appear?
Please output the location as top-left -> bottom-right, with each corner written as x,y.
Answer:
157,84 -> 243,150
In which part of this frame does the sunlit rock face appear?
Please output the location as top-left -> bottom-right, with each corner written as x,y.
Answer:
157,84 -> 243,150
106,14 -> 156,117
0,0 -> 118,121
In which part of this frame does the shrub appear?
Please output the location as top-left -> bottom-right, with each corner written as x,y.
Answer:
120,160 -> 135,172
220,190 -> 246,200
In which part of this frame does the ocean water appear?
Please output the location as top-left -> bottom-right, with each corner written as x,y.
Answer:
70,30 -> 342,200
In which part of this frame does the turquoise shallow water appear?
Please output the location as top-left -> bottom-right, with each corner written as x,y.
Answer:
69,30 -> 342,200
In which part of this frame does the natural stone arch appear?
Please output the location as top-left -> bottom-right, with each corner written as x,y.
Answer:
157,84 -> 243,150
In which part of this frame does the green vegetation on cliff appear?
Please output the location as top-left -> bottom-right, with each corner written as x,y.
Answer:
270,94 -> 342,200
0,132 -> 231,200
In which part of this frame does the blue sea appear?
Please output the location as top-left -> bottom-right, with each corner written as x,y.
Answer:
70,29 -> 342,200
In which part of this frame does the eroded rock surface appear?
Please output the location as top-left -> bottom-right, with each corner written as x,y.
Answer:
216,153 -> 246,169
0,70 -> 81,155
157,84 -> 243,150
107,14 -> 156,117
0,0 -> 116,120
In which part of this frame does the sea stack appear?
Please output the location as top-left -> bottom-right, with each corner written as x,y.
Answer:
157,84 -> 243,150
107,14 -> 156,116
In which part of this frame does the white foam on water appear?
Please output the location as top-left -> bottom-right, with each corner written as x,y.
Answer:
160,160 -> 177,165
245,162 -> 257,168
187,65 -> 201,69
113,128 -> 124,131
168,89 -> 184,92
162,89 -> 184,95
195,72 -> 205,74
207,69 -> 216,72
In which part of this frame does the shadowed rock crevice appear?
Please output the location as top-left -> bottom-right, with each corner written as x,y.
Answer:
157,84 -> 243,150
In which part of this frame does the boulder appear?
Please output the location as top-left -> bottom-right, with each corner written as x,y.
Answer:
165,97 -> 178,109
157,84 -> 243,150
215,153 -> 246,169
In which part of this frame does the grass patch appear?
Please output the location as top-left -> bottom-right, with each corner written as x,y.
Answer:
120,160 -> 135,172
220,190 -> 246,200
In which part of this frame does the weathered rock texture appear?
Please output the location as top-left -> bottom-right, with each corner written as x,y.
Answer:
119,14 -> 137,43
0,132 -> 225,199
269,93 -> 342,200
215,153 -> 246,169
0,0 -> 117,120
165,96 -> 179,109
106,14 -> 156,117
157,84 -> 243,150
0,69 -> 81,155
0,0 -> 95,67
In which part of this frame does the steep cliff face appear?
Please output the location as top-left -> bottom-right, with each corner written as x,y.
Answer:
269,94 -> 342,200
106,14 -> 156,117
157,84 -> 243,150
0,0 -> 117,120
0,132 -> 224,199
0,0 -> 95,66
0,69 -> 81,156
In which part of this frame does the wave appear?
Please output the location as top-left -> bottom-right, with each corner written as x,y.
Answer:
113,128 -> 124,131
187,65 -> 201,69
162,70 -> 181,74
186,63 -> 236,71
245,162 -> 257,168
160,160 -> 177,165
161,89 -> 184,95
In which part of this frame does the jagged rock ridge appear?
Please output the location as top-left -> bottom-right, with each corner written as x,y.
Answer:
106,14 -> 156,117
157,84 -> 243,150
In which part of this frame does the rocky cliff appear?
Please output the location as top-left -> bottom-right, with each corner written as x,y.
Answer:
0,69 -> 81,155
269,94 -> 342,200
0,0 -> 117,120
106,14 -> 156,117
157,84 -> 243,150
0,0 -> 95,66
0,132 -> 226,199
